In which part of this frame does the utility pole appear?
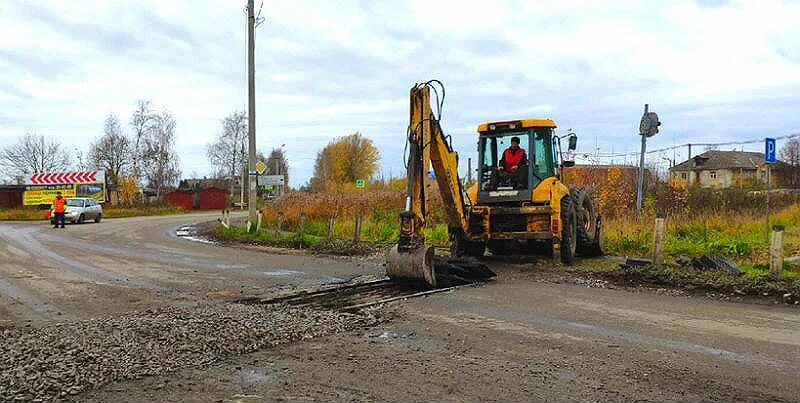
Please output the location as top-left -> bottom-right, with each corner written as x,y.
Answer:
246,0 -> 258,231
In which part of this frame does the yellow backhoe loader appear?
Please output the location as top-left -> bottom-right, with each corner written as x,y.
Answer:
386,81 -> 602,287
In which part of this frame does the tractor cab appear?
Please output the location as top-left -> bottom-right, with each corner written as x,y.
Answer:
476,119 -> 570,204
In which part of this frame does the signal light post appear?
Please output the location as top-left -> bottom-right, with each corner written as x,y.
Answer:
636,104 -> 660,216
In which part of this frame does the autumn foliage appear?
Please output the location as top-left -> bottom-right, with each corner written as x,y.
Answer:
309,132 -> 379,192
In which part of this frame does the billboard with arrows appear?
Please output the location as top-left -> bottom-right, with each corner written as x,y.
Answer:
23,171 -> 106,206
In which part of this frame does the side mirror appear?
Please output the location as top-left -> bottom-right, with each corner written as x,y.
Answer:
567,135 -> 577,151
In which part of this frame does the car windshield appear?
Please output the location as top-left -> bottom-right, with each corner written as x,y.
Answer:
66,199 -> 84,207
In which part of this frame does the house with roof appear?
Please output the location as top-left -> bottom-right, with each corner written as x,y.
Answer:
669,150 -> 790,189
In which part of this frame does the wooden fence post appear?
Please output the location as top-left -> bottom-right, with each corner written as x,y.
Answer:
770,225 -> 784,276
256,210 -> 262,231
298,213 -> 306,249
653,214 -> 666,269
354,214 -> 362,242
275,212 -> 283,237
327,216 -> 335,240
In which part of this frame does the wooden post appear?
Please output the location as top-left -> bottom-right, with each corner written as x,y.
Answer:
299,213 -> 306,238
275,212 -> 283,237
220,209 -> 230,229
354,214 -> 362,242
770,225 -> 784,276
225,209 -> 230,228
327,216 -> 335,240
256,210 -> 262,231
653,215 -> 666,269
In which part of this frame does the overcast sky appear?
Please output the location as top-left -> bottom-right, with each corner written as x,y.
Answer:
1,0 -> 799,186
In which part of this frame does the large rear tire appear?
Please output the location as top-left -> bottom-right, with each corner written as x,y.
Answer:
560,196 -> 577,265
570,187 -> 602,257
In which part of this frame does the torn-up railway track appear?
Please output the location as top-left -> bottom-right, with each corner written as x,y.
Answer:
237,278 -> 486,312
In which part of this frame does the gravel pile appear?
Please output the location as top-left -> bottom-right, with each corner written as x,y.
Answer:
0,303 -> 382,401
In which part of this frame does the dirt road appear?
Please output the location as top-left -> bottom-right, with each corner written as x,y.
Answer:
1,214 -> 799,402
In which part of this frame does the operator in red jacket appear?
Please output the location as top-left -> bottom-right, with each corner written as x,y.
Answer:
491,136 -> 528,189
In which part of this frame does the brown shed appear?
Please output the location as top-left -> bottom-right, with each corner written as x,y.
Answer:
0,185 -> 24,208
165,190 -> 193,210
198,187 -> 227,210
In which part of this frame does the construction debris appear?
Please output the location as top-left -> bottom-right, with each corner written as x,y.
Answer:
0,304 -> 382,402
689,254 -> 743,276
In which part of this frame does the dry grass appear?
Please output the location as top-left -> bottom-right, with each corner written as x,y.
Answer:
0,205 -> 188,221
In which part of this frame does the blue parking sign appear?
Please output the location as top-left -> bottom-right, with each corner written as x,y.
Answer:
765,137 -> 777,164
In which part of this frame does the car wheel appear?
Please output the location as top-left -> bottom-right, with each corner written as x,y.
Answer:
94,213 -> 102,223
77,214 -> 85,224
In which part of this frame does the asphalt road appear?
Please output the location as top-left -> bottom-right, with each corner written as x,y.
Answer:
1,214 -> 799,402
0,213 -> 382,325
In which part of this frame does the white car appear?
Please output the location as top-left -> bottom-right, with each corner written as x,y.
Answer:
50,197 -> 103,224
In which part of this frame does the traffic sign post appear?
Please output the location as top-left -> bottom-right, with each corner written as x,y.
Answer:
765,137 -> 777,164
765,137 -> 777,239
636,104 -> 661,216
255,160 -> 267,175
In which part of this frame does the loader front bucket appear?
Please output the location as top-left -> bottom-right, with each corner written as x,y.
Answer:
386,244 -> 437,287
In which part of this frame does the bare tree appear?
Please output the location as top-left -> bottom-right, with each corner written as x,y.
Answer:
90,114 -> 132,186
779,138 -> 800,188
129,100 -> 159,183
266,147 -> 289,187
140,110 -> 181,197
0,133 -> 71,180
206,111 -> 248,198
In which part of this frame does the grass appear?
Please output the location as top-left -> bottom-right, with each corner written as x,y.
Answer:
0,205 -> 189,221
602,204 -> 800,265
212,225 -> 324,249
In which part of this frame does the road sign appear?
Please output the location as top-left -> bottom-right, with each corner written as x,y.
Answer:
27,171 -> 103,185
639,112 -> 661,137
255,160 -> 267,175
765,137 -> 777,164
258,175 -> 284,185
356,179 -> 365,189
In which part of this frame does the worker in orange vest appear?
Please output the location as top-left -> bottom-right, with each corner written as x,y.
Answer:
52,191 -> 66,228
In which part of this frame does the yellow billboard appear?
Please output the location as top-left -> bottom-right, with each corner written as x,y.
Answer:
23,184 -> 77,206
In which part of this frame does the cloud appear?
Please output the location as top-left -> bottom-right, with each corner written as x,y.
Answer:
0,0 -> 799,186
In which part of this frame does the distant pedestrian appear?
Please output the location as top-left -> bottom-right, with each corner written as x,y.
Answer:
52,192 -> 66,229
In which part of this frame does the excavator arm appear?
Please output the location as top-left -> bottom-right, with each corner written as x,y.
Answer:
387,81 -> 493,287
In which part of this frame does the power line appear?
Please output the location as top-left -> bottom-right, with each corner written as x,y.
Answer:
585,133 -> 800,158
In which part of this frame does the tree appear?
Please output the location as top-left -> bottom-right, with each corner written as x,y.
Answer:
310,132 -> 379,191
0,133 -> 71,181
206,111 -> 247,198
779,138 -> 800,188
140,110 -> 181,196
90,114 -> 132,186
129,100 -> 159,182
266,147 -> 289,184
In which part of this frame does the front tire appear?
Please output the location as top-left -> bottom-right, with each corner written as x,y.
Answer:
570,187 -> 602,257
560,196 -> 577,265
77,214 -> 85,224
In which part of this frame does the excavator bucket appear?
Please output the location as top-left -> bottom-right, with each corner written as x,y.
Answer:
386,244 -> 496,288
386,244 -> 437,287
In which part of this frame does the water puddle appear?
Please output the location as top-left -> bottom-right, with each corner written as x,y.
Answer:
174,225 -> 216,244
261,269 -> 302,277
